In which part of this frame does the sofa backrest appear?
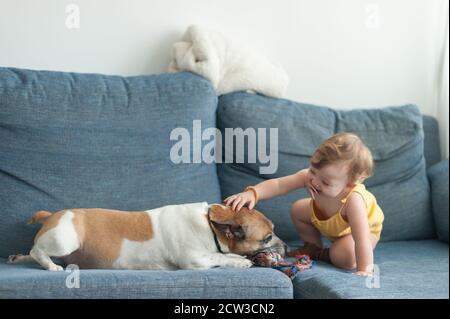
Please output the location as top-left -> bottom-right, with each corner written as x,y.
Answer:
422,115 -> 442,169
217,92 -> 436,243
0,67 -> 222,258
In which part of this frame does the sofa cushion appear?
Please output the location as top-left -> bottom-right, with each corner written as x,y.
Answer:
290,240 -> 449,299
217,92 -> 434,243
0,259 -> 292,299
0,67 -> 222,258
428,160 -> 449,243
422,115 -> 442,168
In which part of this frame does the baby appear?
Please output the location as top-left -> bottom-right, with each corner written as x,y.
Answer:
224,132 -> 384,276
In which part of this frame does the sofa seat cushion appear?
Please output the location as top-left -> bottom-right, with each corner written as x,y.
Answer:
217,92 -> 434,243
0,68 -> 222,258
0,259 -> 293,299
290,240 -> 449,299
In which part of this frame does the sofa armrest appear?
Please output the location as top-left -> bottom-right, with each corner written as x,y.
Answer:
428,159 -> 449,243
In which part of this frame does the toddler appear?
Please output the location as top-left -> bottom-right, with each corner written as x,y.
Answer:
224,132 -> 384,276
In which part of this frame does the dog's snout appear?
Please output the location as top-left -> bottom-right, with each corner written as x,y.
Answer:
267,235 -> 287,257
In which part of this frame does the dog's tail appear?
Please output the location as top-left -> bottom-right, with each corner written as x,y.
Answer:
27,211 -> 52,225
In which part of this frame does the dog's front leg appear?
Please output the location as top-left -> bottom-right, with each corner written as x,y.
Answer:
180,253 -> 253,270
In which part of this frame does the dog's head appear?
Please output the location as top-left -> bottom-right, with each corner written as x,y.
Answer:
208,204 -> 287,257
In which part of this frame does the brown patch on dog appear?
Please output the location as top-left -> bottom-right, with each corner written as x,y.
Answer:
208,204 -> 273,255
62,209 -> 153,268
34,211 -> 65,242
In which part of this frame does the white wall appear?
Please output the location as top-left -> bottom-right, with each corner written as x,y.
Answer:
1,0 -> 448,157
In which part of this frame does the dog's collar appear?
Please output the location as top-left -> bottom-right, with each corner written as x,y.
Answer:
207,208 -> 224,254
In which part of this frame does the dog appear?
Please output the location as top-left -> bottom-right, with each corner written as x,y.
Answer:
8,202 -> 287,271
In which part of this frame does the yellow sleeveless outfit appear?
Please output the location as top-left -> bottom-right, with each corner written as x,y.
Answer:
310,184 -> 384,242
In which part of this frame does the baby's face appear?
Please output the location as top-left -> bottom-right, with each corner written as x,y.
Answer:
307,162 -> 353,198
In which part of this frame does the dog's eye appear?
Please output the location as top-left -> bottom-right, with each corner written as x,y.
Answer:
262,234 -> 272,244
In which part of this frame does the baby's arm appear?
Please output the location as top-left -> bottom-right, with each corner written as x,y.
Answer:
255,168 -> 309,201
345,193 -> 374,275
224,169 -> 309,211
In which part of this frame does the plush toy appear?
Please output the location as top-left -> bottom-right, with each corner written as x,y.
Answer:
249,250 -> 313,280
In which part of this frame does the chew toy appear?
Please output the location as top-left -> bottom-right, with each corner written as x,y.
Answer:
249,250 -> 313,280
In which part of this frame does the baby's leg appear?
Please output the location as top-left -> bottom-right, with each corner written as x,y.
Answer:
329,234 -> 379,270
290,198 -> 322,248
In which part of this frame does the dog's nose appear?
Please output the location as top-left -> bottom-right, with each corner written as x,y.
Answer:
277,242 -> 288,258
271,236 -> 288,257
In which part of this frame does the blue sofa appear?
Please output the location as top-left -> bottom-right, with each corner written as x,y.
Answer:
0,67 -> 448,299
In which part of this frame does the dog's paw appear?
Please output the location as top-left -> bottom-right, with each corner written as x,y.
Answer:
48,264 -> 64,272
229,258 -> 253,269
225,253 -> 246,259
7,254 -> 22,263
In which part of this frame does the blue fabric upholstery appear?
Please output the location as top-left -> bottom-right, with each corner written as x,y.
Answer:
291,240 -> 449,299
428,160 -> 449,243
217,92 -> 434,243
423,116 -> 442,168
0,259 -> 292,299
0,67 -> 222,258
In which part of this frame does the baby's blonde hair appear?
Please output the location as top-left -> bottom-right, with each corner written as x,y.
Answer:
310,132 -> 374,183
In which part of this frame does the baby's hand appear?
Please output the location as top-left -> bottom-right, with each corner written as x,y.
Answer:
223,191 -> 256,212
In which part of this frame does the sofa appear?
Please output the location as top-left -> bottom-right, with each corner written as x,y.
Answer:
0,67 -> 448,299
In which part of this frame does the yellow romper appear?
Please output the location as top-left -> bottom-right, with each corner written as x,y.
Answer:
310,183 -> 384,242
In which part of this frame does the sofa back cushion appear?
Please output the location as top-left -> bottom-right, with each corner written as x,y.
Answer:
0,67 -> 221,257
422,115 -> 442,168
217,92 -> 435,242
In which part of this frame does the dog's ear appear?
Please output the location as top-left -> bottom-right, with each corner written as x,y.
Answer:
209,205 -> 246,241
210,220 -> 246,241
208,204 -> 234,222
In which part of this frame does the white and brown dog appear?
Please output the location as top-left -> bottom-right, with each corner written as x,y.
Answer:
8,202 -> 287,271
